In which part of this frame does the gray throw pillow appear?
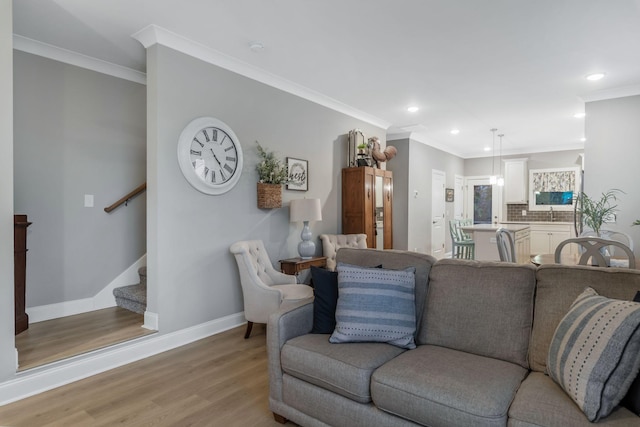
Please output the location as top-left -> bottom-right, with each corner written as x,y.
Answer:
329,263 -> 416,349
547,287 -> 640,422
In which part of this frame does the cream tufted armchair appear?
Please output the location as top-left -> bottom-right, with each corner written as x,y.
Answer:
319,234 -> 368,271
230,240 -> 313,338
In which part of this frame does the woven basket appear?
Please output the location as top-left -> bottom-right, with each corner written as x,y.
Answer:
257,182 -> 282,209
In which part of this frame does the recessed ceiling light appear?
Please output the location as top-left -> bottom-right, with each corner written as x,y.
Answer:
249,42 -> 264,51
586,72 -> 606,81
484,147 -> 491,152
407,106 -> 419,113
450,129 -> 460,135
573,112 -> 586,118
580,137 -> 586,142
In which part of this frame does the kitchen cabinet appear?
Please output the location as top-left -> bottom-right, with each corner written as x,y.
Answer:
504,158 -> 528,203
342,167 -> 392,249
529,223 -> 575,255
514,228 -> 531,264
460,223 -> 530,263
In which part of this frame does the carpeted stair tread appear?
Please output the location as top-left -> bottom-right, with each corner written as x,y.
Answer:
113,266 -> 147,314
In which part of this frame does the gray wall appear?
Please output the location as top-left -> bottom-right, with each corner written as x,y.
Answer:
147,45 -> 385,332
13,52 -> 147,306
464,149 -> 584,177
1,0 -> 15,381
585,95 -> 640,251
388,138 -> 465,254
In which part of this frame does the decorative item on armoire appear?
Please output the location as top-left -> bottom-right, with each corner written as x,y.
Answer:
347,129 -> 366,167
368,136 -> 397,168
255,141 -> 288,208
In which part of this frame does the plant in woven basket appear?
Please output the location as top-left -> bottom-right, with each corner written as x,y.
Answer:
255,141 -> 288,185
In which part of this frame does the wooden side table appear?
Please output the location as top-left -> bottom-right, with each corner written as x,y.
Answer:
279,256 -> 327,276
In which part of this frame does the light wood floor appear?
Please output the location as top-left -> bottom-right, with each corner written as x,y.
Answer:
2,324 -> 296,426
16,307 -> 155,371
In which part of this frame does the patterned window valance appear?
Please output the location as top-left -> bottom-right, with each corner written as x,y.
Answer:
532,170 -> 576,192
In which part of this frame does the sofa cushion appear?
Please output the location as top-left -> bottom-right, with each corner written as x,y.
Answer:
310,266 -> 339,334
509,372 -> 639,426
419,259 -> 536,368
530,265 -> 640,373
547,287 -> 640,422
281,334 -> 406,403
335,248 -> 436,337
371,345 -> 528,427
330,263 -> 417,349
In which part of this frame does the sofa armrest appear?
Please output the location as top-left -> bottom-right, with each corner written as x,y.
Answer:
267,300 -> 314,402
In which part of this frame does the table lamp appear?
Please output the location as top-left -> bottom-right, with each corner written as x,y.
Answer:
290,198 -> 322,259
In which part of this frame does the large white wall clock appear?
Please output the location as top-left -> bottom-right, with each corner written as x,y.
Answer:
177,117 -> 243,195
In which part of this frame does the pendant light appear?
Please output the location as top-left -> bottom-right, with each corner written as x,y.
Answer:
497,133 -> 505,187
489,128 -> 498,185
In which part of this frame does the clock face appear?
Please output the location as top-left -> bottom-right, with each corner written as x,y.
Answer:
177,117 -> 243,195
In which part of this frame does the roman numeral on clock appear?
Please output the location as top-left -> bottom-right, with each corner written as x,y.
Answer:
190,149 -> 201,156
202,129 -> 210,142
224,164 -> 234,174
193,137 -> 204,147
226,156 -> 236,162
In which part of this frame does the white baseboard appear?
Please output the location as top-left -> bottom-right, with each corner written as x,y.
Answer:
143,311 -> 159,330
27,255 -> 147,323
0,311 -> 245,406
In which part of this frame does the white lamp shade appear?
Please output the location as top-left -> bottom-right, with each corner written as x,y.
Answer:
290,198 -> 322,222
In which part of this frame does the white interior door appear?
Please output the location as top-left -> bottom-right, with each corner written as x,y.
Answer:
465,177 -> 501,224
431,170 -> 446,259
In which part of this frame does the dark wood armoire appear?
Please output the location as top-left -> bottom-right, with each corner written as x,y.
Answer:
14,214 -> 31,335
342,167 -> 393,249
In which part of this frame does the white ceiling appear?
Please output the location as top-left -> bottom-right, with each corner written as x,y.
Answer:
12,0 -> 640,158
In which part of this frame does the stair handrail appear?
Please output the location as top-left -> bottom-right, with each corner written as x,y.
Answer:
104,183 -> 147,213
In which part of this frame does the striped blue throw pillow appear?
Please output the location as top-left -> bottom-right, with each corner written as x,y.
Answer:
329,263 -> 417,349
548,287 -> 640,422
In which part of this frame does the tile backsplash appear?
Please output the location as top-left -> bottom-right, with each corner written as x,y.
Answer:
507,204 -> 574,222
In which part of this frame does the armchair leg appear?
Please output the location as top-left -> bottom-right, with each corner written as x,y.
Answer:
273,413 -> 288,424
244,321 -> 254,339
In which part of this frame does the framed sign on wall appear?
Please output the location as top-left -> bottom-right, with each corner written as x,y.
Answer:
287,157 -> 308,191
445,188 -> 454,202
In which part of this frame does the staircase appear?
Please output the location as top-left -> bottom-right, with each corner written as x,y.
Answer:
113,267 -> 147,314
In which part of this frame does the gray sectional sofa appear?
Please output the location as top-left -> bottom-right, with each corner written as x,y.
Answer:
267,248 -> 640,427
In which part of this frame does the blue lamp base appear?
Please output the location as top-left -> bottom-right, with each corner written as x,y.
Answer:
298,221 -> 315,259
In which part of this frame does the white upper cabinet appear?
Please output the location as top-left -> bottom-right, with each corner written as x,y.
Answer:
504,159 -> 528,204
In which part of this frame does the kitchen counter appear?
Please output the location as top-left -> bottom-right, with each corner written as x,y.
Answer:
461,223 -> 531,263
461,223 -> 531,232
501,221 -> 572,225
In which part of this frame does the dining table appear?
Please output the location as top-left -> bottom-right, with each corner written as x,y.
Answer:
531,253 -> 637,268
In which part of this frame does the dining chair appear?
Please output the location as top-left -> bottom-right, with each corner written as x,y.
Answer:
579,229 -> 634,257
554,237 -> 636,269
450,219 -> 475,259
230,240 -> 314,338
496,228 -> 516,263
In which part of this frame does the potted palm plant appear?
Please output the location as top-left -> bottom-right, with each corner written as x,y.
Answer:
255,141 -> 288,209
575,189 -> 623,236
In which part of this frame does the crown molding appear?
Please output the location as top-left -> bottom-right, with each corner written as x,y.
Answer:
387,131 -> 466,158
131,25 -> 390,130
580,84 -> 640,103
13,35 -> 146,85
